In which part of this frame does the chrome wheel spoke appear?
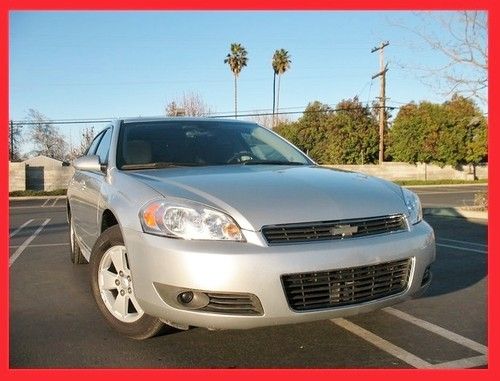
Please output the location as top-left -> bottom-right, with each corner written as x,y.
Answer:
113,293 -> 129,317
101,270 -> 118,290
109,247 -> 127,272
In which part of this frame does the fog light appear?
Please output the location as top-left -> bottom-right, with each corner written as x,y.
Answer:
178,291 -> 194,305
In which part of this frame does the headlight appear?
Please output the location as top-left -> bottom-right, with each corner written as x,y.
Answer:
401,188 -> 423,225
139,199 -> 244,241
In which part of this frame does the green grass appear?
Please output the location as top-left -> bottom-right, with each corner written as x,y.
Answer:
395,179 -> 487,186
9,189 -> 67,197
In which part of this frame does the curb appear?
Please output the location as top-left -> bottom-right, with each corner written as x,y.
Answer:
423,207 -> 487,221
9,195 -> 67,200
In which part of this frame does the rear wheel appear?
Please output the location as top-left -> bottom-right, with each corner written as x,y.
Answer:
90,225 -> 165,339
69,216 -> 88,264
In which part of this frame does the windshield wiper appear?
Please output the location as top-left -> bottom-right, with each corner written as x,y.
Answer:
121,162 -> 203,170
241,160 -> 307,166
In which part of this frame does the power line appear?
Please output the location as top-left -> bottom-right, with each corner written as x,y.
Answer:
10,104 -> 400,126
11,119 -> 112,126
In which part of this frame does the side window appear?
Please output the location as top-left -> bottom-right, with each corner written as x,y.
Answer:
86,132 -> 105,156
95,129 -> 113,164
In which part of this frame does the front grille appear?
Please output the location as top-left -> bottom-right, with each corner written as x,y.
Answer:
282,258 -> 412,311
263,214 -> 407,245
203,292 -> 264,316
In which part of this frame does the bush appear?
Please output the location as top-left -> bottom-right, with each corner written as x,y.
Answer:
474,191 -> 488,211
9,189 -> 67,197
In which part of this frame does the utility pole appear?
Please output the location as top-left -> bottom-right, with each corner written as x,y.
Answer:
9,120 -> 14,161
371,41 -> 389,164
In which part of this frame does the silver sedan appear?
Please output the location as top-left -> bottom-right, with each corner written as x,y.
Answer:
67,118 -> 435,339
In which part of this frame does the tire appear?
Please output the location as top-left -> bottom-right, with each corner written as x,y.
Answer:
90,225 -> 166,340
69,216 -> 88,264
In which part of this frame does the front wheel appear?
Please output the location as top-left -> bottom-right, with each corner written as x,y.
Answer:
90,225 -> 165,339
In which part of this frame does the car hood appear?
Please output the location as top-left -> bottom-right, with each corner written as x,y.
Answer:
126,165 -> 407,231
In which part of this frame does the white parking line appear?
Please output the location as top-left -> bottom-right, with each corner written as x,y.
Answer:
9,219 -> 34,238
9,242 -> 69,249
41,198 -> 51,207
331,318 -> 432,368
384,308 -> 487,355
432,355 -> 487,369
9,219 -> 51,267
436,243 -> 487,254
438,237 -> 487,248
51,198 -> 58,207
332,308 -> 488,369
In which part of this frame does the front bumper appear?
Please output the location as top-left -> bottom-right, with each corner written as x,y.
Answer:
123,221 -> 435,330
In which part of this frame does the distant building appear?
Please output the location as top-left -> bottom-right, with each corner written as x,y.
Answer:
7,155 -> 74,192
23,155 -> 70,168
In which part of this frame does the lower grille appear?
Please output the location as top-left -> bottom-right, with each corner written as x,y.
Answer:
262,214 -> 407,245
282,258 -> 412,311
421,266 -> 431,286
203,292 -> 263,316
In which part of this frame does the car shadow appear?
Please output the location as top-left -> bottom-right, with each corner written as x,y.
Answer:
416,215 -> 487,299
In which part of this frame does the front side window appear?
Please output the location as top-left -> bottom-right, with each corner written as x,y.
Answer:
116,121 -> 312,169
86,131 -> 105,156
95,128 -> 113,164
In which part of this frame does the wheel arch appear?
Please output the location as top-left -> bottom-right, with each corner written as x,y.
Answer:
66,198 -> 71,222
101,208 -> 120,234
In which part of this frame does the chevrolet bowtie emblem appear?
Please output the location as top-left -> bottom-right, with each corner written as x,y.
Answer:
331,224 -> 358,237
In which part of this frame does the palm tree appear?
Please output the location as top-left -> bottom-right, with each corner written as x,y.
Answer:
224,43 -> 248,118
272,49 -> 292,126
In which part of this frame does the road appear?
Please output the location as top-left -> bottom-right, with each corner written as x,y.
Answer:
407,184 -> 486,208
9,185 -> 487,368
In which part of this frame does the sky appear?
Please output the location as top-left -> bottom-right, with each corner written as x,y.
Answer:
9,11 -> 486,154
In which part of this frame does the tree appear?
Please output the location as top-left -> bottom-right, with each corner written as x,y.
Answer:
387,95 -> 487,167
273,119 -> 301,147
324,98 -> 379,164
386,102 -> 443,164
27,109 -> 68,161
295,101 -> 333,157
165,92 -> 213,117
274,99 -> 379,165
395,11 -> 487,103
441,94 -> 487,167
67,126 -> 95,160
9,121 -> 23,161
251,113 -> 289,129
272,49 -> 292,125
224,43 -> 248,118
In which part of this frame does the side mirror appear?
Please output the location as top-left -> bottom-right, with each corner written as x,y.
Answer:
73,155 -> 105,172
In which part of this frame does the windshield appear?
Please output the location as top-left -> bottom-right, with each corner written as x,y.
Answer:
116,120 -> 312,169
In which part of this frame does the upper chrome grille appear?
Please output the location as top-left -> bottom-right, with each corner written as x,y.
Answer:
262,214 -> 407,245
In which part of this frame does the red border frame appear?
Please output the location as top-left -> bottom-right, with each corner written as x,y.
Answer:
2,1 -> 497,380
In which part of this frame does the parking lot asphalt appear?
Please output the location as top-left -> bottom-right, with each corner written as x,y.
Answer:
9,185 -> 487,368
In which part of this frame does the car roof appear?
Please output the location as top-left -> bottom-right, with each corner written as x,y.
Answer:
117,116 -> 256,125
